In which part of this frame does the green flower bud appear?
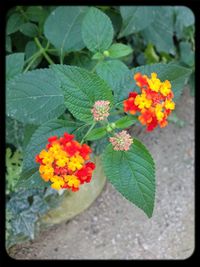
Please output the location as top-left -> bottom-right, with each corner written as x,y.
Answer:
110,123 -> 116,129
103,50 -> 110,57
106,125 -> 113,132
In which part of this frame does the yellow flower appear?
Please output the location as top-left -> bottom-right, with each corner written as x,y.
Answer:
64,175 -> 80,188
68,154 -> 84,171
147,72 -> 161,92
165,99 -> 175,110
50,175 -> 64,190
134,93 -> 152,109
160,80 -> 171,96
155,104 -> 164,121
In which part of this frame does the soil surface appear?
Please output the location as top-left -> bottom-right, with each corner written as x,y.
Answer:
9,87 -> 194,259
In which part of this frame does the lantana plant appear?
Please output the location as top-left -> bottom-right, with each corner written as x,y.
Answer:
6,6 -> 193,218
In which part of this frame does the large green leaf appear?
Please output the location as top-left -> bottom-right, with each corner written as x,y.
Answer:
96,60 -> 133,103
6,68 -> 65,124
52,65 -> 114,123
6,13 -> 24,35
141,7 -> 175,54
82,7 -> 114,53
6,116 -> 25,150
131,63 -> 192,100
179,41 -> 194,67
102,139 -> 155,218
119,6 -> 155,38
44,6 -> 88,54
6,53 -> 24,80
174,6 -> 195,39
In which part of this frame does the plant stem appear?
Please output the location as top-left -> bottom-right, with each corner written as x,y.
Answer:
23,52 -> 42,73
80,122 -> 96,144
34,37 -> 55,65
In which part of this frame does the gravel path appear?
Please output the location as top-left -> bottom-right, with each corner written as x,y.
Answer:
9,88 -> 194,259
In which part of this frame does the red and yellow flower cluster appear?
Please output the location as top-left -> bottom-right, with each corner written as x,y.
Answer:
35,133 -> 95,191
123,72 -> 175,131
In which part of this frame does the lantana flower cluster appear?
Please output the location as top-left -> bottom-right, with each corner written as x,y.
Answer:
109,130 -> 133,151
91,100 -> 110,121
35,133 -> 95,191
123,72 -> 175,131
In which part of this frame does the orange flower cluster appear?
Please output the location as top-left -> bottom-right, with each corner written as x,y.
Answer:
35,133 -> 95,191
123,72 -> 175,131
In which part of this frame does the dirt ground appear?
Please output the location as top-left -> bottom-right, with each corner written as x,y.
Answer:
9,87 -> 194,259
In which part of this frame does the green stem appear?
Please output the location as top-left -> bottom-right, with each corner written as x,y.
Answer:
24,50 -> 41,65
23,51 -> 42,73
80,122 -> 96,144
60,54 -> 64,64
91,60 -> 102,73
73,123 -> 89,133
34,37 -> 55,65
47,48 -> 59,53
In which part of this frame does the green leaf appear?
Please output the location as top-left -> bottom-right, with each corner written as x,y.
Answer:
115,115 -> 137,129
25,6 -> 47,23
144,43 -> 159,64
6,53 -> 24,80
6,116 -> 25,150
86,127 -> 107,141
82,7 -> 114,52
108,43 -> 133,58
52,65 -> 114,123
92,52 -> 104,60
6,36 -> 12,52
141,7 -> 175,54
6,13 -> 24,35
17,171 -> 50,190
19,22 -> 38,37
119,6 -> 155,38
174,6 -> 195,39
6,68 -> 65,124
6,148 -> 23,194
91,137 -> 109,156
12,209 -> 37,240
96,60 -> 133,103
179,41 -> 194,67
131,63 -> 192,100
105,9 -> 122,36
23,124 -> 38,149
24,41 -> 42,70
102,139 -> 155,218
44,6 -> 88,53
70,52 -> 97,71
